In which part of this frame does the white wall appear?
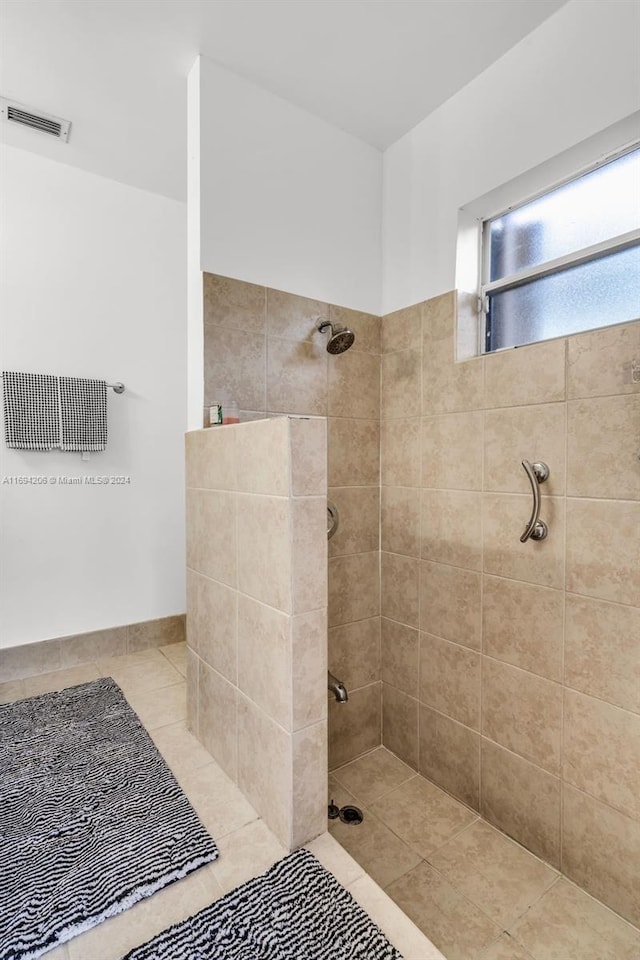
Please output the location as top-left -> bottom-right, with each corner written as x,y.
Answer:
0,146 -> 187,648
195,56 -> 382,313
382,0 -> 640,314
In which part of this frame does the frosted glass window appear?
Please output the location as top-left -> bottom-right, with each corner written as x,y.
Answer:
482,145 -> 640,353
487,245 -> 640,351
488,148 -> 640,278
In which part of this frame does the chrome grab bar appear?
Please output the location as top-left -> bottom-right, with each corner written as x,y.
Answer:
520,460 -> 549,543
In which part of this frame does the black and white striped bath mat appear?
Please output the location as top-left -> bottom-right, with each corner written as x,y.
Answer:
123,848 -> 403,960
0,677 -> 218,960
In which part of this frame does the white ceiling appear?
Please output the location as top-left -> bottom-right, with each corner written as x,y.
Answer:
0,0 -> 567,201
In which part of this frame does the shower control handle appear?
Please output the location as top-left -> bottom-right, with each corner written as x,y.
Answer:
520,460 -> 549,543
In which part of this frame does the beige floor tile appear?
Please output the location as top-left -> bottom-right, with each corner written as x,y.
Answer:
386,861 -> 502,960
329,808 -> 422,888
21,663 -> 102,698
149,720 -> 215,779
479,933 -> 536,960
159,641 -> 187,676
429,820 -> 558,928
332,746 -> 415,804
43,946 -> 69,960
179,761 -> 258,839
305,831 -> 365,887
102,656 -> 183,694
67,863 -> 223,960
95,648 -> 166,674
211,818 -> 288,895
0,679 -> 25,704
371,775 -> 478,858
328,773 -> 359,809
509,877 -> 640,960
123,681 -> 186,730
348,874 -> 446,960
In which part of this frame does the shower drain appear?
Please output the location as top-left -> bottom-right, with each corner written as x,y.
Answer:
328,799 -> 364,825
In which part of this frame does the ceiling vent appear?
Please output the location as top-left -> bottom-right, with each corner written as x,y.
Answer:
0,97 -> 71,142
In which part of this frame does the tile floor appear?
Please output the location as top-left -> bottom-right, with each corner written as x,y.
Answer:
329,746 -> 640,960
0,644 -> 443,960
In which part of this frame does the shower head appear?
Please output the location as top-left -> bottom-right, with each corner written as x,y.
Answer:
317,320 -> 355,354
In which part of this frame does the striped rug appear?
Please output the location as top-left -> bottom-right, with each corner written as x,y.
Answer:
124,848 -> 403,959
0,677 -> 218,960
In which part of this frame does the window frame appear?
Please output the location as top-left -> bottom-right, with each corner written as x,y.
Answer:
454,113 -> 640,360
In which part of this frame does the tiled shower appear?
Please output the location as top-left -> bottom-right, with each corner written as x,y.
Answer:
198,271 -> 639,928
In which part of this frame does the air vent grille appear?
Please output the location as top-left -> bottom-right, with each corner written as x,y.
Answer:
0,97 -> 71,142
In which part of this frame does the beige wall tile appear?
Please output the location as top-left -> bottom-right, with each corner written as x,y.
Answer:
428,820 -> 557,929
564,594 -> 640,713
267,288 -> 328,342
420,633 -> 481,730
59,627 -> 127,667
421,489 -> 482,570
381,618 -> 419,698
292,720 -> 327,847
203,273 -> 265,333
484,403 -> 566,496
237,694 -> 291,848
482,658 -> 562,774
198,660 -> 237,780
186,427 -> 236,492
0,638 -> 60,682
328,418 -> 380,486
329,305 -> 380,355
382,682 -> 419,769
563,689 -> 640,820
329,681 -> 381,768
380,418 -> 421,486
381,486 -> 420,558
127,616 -> 185,652
292,610 -> 327,730
292,497 -> 326,614
483,493 -> 565,589
381,552 -> 419,628
483,575 -> 563,681
386,861 -> 501,960
237,595 -> 291,730
186,489 -> 237,587
186,648 -> 198,734
381,304 -> 421,354
186,571 -> 237,682
328,349 -> 380,420
421,412 -> 484,491
203,326 -> 266,412
267,338 -> 327,416
329,617 -> 380,692
484,339 -> 566,408
567,320 -> 640,399
381,349 -> 421,419
328,552 -> 379,626
290,416 -> 327,497
566,498 -> 640,605
419,561 -> 481,650
562,783 -> 640,926
328,486 -> 379,557
235,418 -> 290,495
237,494 -> 291,612
422,292 -> 483,416
510,876 -> 640,960
567,395 -> 640,500
481,739 -> 561,867
419,705 -> 480,810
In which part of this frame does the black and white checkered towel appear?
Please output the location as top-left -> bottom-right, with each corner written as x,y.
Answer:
59,376 -> 107,451
2,371 -> 108,452
2,371 -> 60,450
